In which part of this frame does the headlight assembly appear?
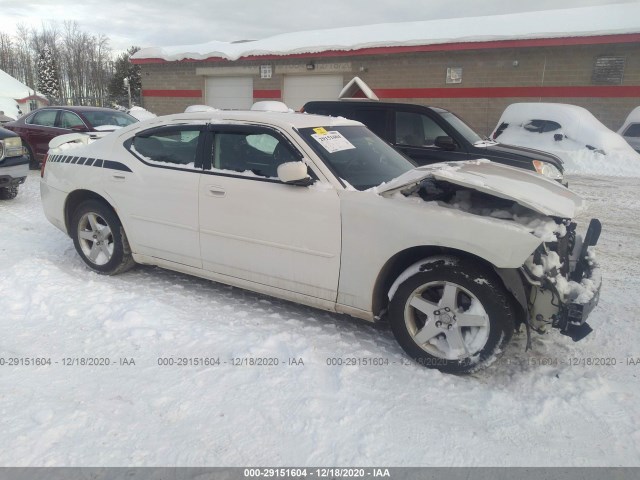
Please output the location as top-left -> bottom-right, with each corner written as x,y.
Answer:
0,137 -> 23,160
533,160 -> 563,181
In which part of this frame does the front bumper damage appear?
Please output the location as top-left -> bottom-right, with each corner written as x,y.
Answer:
523,218 -> 602,342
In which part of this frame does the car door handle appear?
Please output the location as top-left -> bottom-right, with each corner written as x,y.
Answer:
207,186 -> 226,197
111,174 -> 126,181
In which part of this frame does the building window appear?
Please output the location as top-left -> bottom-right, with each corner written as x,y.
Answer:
260,65 -> 272,79
592,55 -> 625,85
446,67 -> 463,84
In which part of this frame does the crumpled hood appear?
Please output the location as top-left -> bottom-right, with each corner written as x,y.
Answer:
376,160 -> 584,218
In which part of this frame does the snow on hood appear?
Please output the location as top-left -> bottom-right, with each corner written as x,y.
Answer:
131,4 -> 639,62
376,160 -> 584,219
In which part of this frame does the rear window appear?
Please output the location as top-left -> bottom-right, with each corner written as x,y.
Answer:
83,111 -> 137,128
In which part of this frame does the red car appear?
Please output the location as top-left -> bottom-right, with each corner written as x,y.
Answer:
4,106 -> 138,169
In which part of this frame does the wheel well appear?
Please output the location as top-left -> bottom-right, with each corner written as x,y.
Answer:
371,246 -> 514,319
64,190 -> 115,233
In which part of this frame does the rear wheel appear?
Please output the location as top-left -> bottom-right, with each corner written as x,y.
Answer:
388,256 -> 514,374
71,200 -> 135,275
25,143 -> 39,170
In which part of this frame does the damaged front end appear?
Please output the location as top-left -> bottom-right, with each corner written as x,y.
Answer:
523,218 -> 602,341
378,160 -> 603,344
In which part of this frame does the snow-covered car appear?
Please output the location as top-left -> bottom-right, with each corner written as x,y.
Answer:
618,106 -> 640,153
40,109 -> 602,373
491,103 -> 639,169
0,126 -> 28,200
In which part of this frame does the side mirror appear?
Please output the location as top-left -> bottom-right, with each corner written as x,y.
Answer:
434,135 -> 456,151
277,161 -> 314,186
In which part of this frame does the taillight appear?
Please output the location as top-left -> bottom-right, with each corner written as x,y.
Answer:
41,154 -> 48,178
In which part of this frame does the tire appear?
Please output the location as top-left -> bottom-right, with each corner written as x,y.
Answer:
0,185 -> 18,200
71,200 -> 136,275
25,143 -> 39,170
388,256 -> 514,374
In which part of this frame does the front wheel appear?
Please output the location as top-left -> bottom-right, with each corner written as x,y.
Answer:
388,256 -> 514,374
71,200 -> 136,275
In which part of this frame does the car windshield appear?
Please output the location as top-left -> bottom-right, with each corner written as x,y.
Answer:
438,111 -> 484,144
299,125 -> 415,190
83,111 -> 138,128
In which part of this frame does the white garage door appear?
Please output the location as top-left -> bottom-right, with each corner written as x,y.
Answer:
283,75 -> 344,111
205,76 -> 253,110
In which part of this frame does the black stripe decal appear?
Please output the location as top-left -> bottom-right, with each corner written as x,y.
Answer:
51,154 -> 131,172
103,160 -> 132,172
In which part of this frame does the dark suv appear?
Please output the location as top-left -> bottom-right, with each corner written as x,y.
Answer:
302,101 -> 565,182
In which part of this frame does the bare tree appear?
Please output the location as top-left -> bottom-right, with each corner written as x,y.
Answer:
1,22 -> 114,106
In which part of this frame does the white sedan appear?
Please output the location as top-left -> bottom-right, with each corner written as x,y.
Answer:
40,108 -> 601,373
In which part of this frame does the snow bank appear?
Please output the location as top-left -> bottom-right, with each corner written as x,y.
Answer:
131,4 -> 640,62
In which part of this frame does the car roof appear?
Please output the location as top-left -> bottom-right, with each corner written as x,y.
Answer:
304,100 -> 445,112
34,106 -> 127,113
133,110 -> 364,130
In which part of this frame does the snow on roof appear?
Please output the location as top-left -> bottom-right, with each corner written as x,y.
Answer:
132,4 -> 640,63
0,69 -> 43,101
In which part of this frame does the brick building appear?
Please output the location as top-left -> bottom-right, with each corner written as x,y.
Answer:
132,4 -> 640,135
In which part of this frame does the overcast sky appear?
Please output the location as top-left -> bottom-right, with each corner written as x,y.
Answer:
0,0 -> 635,52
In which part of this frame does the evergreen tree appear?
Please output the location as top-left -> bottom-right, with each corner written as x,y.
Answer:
108,46 -> 141,107
36,44 -> 60,102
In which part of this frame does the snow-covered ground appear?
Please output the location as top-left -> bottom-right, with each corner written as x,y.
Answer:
0,171 -> 639,466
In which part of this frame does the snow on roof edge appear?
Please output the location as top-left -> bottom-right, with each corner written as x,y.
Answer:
132,4 -> 640,63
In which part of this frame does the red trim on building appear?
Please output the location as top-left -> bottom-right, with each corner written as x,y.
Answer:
131,33 -> 640,64
16,95 -> 48,103
253,89 -> 281,99
375,86 -> 640,99
142,89 -> 202,97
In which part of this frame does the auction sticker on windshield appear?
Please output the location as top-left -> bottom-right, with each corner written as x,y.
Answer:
311,131 -> 356,153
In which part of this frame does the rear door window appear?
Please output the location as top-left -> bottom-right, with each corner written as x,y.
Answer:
131,126 -> 203,169
29,110 -> 58,127
395,111 -> 448,147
